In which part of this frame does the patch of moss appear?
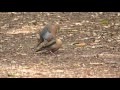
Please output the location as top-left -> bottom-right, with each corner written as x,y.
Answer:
7,72 -> 17,77
100,19 -> 109,25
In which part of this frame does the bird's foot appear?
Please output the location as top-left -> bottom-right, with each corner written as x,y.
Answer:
49,51 -> 58,57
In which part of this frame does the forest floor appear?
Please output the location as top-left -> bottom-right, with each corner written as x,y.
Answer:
0,12 -> 120,78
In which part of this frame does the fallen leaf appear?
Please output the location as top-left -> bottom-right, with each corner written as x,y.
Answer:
73,42 -> 86,47
90,62 -> 104,65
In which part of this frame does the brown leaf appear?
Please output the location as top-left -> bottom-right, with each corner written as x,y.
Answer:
73,42 -> 86,47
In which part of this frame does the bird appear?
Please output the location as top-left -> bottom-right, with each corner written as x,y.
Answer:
44,38 -> 62,52
35,24 -> 62,53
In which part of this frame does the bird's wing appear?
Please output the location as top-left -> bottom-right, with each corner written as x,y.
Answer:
42,39 -> 56,48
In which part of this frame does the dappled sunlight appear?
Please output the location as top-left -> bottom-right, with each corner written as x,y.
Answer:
6,24 -> 41,34
0,12 -> 120,78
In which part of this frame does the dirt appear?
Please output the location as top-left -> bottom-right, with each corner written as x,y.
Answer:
0,12 -> 120,78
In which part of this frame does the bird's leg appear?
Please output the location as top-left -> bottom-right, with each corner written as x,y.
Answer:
49,51 -> 58,57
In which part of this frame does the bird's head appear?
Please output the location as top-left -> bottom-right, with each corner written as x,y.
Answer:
55,38 -> 62,47
47,38 -> 62,53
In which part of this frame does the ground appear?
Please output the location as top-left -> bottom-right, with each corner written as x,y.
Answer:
0,12 -> 120,78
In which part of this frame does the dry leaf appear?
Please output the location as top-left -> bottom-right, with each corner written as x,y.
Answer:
73,42 -> 86,47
